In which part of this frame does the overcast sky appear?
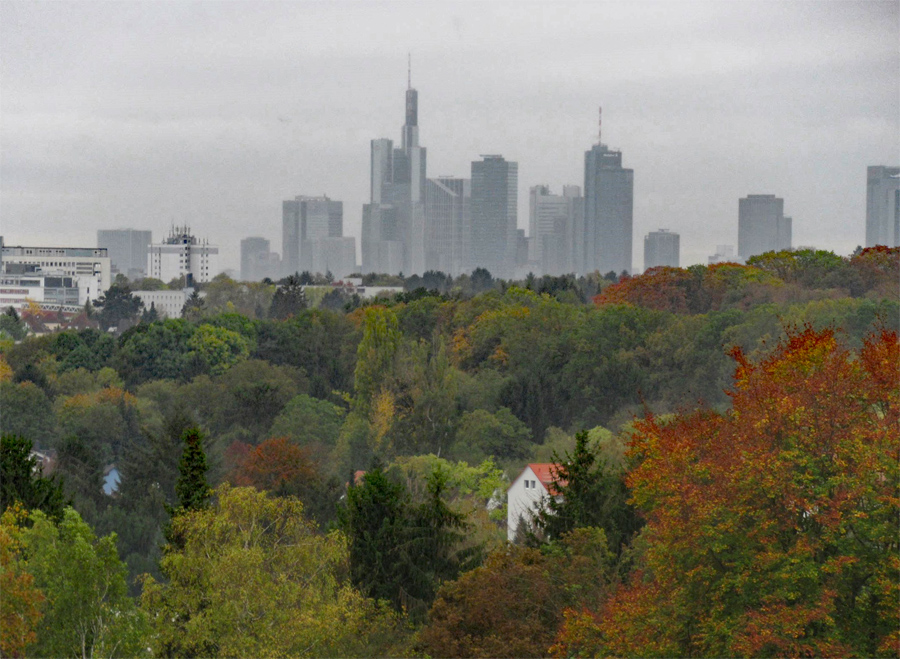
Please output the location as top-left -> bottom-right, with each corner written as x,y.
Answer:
2,1 -> 898,272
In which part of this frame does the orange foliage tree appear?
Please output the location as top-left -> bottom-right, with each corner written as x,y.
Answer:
0,506 -> 44,658
553,326 -> 899,658
229,437 -> 316,496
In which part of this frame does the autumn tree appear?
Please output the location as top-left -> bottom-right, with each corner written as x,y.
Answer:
141,484 -> 409,657
420,528 -> 617,658
553,327 -> 900,658
0,506 -> 44,658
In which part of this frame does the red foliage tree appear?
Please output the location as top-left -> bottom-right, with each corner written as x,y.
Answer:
553,326 -> 899,657
229,437 -> 316,496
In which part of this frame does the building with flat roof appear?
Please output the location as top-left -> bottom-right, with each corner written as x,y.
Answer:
866,166 -> 900,247
97,229 -> 152,280
644,229 -> 680,270
738,194 -> 791,260
282,196 -> 344,276
1,241 -> 110,306
471,155 -> 518,279
425,176 -> 470,275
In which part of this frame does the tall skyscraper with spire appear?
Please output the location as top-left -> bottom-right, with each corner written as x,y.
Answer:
582,108 -> 634,275
362,59 -> 427,275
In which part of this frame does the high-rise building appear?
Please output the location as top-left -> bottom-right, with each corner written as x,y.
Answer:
738,194 -> 791,260
148,226 -> 219,285
241,237 -> 281,282
583,139 -> 634,276
282,196 -> 343,276
97,229 -> 152,280
425,176 -> 470,275
471,155 -> 518,279
643,229 -> 680,270
529,185 -> 582,275
361,68 -> 427,275
708,245 -> 736,265
865,166 -> 900,247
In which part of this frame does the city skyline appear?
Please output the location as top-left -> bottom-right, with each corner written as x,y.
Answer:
1,2 -> 897,272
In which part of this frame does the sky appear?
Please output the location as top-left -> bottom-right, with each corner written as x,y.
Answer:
1,1 -> 898,273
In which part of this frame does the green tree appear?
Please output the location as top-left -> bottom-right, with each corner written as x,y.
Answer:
0,434 -> 66,522
141,484 -> 409,658
186,324 -> 250,375
0,381 -> 57,448
94,284 -> 144,331
0,307 -> 27,341
22,508 -> 149,658
453,407 -> 533,462
270,274 -> 308,319
534,430 -> 640,555
174,426 -> 211,513
339,463 -> 473,621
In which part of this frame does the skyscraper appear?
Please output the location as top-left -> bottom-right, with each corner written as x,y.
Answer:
865,165 -> 900,247
282,195 -> 343,276
529,185 -> 582,275
241,237 -> 281,282
425,176 -> 470,275
361,66 -> 427,275
644,229 -> 680,270
97,229 -> 152,279
583,133 -> 634,276
471,155 -> 518,279
738,194 -> 791,260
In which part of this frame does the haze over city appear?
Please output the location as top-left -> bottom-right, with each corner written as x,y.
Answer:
1,1 -> 898,271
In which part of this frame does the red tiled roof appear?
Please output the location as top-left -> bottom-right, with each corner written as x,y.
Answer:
527,463 -> 566,493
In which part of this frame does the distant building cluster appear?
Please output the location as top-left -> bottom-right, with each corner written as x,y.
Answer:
6,70 -> 893,309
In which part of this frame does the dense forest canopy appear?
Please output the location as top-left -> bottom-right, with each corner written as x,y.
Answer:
1,247 -> 897,657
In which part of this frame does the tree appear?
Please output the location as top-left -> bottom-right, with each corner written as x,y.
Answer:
181,289 -> 206,321
1,506 -> 45,658
339,464 -> 473,620
141,484 -> 409,658
270,274 -> 308,319
534,430 -> 640,555
174,426 -> 211,513
1,434 -> 66,522
0,307 -> 27,341
186,323 -> 250,375
453,407 -> 533,462
94,284 -> 143,331
554,327 -> 899,657
21,508 -> 149,658
0,381 -> 57,448
420,528 -> 616,658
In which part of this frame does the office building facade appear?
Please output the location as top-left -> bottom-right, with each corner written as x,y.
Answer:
644,229 -> 680,270
97,229 -> 152,280
865,166 -> 900,247
1,241 -> 110,307
282,196 -> 344,276
583,143 -> 634,276
425,176 -> 470,275
738,194 -> 791,260
471,155 -> 518,279
529,185 -> 582,275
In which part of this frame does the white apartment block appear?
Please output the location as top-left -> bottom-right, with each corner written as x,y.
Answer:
148,227 -> 219,285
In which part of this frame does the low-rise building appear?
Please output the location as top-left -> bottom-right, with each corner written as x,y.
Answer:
507,463 -> 562,542
1,241 -> 110,309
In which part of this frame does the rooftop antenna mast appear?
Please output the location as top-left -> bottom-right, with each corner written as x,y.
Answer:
598,106 -> 602,144
408,52 -> 411,89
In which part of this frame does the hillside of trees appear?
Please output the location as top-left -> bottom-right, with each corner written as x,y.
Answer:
1,246 -> 897,657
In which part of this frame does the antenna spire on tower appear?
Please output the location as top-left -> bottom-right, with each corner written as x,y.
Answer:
598,106 -> 602,144
408,52 -> 411,89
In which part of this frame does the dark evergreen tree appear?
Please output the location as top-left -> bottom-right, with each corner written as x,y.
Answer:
270,274 -> 308,319
181,290 -> 206,321
174,426 -> 211,512
534,430 -> 641,555
141,301 -> 160,323
339,463 -> 474,621
0,434 -> 67,521
93,284 -> 143,331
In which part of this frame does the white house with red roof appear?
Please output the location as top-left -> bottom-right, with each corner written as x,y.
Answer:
507,463 -> 563,542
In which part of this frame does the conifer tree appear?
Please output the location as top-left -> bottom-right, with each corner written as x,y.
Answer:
174,427 -> 211,512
